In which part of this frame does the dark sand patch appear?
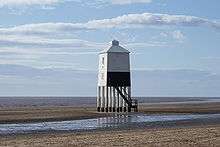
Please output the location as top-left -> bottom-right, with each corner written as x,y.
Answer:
139,102 -> 220,114
0,107 -> 111,124
0,102 -> 220,124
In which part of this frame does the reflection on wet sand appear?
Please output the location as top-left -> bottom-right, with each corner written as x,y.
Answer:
1,113 -> 220,135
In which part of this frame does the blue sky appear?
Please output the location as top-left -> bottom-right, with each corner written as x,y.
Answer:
0,0 -> 220,96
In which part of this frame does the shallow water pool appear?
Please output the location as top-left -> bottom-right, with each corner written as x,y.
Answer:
0,113 -> 220,135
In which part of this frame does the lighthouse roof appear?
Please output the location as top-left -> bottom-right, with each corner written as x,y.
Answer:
101,40 -> 130,54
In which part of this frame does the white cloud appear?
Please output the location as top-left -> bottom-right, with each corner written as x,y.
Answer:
0,34 -> 105,48
160,32 -> 168,37
0,12 -> 218,52
0,34 -> 168,69
160,30 -> 185,41
0,34 -> 167,55
172,30 -> 185,41
0,0 -> 153,8
201,57 -> 220,61
0,12 -> 219,69
0,0 -> 60,7
41,5 -> 56,10
1,13 -> 219,35
74,0 -> 153,8
110,0 -> 152,5
126,41 -> 168,48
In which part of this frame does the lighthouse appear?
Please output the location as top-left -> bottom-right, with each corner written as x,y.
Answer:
97,40 -> 138,113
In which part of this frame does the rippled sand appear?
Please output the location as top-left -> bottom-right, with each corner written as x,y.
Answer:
0,102 -> 220,146
0,125 -> 220,147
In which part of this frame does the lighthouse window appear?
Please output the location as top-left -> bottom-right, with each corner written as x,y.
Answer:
102,57 -> 105,65
101,73 -> 104,80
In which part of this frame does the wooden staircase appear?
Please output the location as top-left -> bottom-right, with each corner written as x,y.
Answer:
114,87 -> 138,112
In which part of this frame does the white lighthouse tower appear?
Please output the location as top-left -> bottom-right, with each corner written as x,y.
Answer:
97,40 -> 138,112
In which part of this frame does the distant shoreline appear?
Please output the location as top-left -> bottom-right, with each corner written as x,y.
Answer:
0,96 -> 219,108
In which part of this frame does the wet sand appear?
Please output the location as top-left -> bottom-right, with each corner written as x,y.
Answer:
0,102 -> 220,124
139,102 -> 220,114
0,102 -> 220,146
0,107 -> 110,124
0,125 -> 220,147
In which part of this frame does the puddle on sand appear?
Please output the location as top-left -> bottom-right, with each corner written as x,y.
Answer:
0,113 -> 220,135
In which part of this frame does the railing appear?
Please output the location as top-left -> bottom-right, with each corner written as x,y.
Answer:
131,99 -> 138,112
132,99 -> 138,106
114,86 -> 138,112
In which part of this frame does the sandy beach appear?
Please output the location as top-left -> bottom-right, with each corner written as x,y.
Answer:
0,125 -> 220,147
0,101 -> 220,147
0,106 -> 109,124
0,101 -> 220,124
